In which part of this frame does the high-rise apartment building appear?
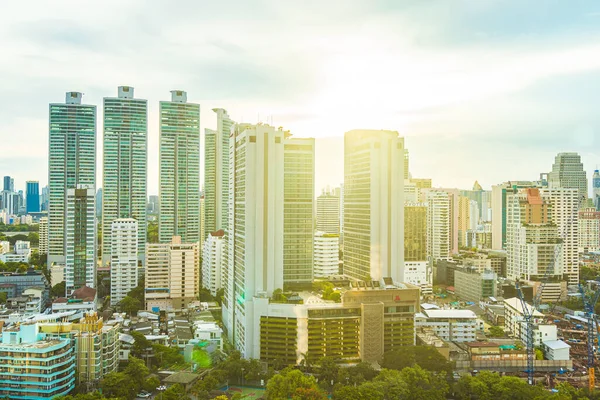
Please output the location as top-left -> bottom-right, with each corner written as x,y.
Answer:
539,187 -> 581,284
313,231 -> 340,278
491,181 -> 538,250
204,108 -> 234,240
405,203 -> 427,262
26,180 -> 40,213
39,216 -> 48,254
159,90 -> 200,244
426,189 -> 459,262
110,219 -> 139,306
145,236 -> 199,310
506,188 -> 565,301
410,178 -> 432,202
201,230 -> 226,297
102,86 -> 148,267
578,207 -> 600,253
65,185 -> 96,296
548,152 -> 588,199
200,195 -> 205,244
49,92 -> 96,266
223,124 -> 314,357
343,129 -> 404,282
316,188 -> 340,234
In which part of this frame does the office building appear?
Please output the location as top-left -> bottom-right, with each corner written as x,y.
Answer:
579,207 -> 600,253
539,188 -> 580,284
0,323 -> 76,398
65,185 -> 96,296
96,188 -> 102,217
158,90 -> 200,244
343,129 -> 404,282
3,176 -> 14,192
49,92 -> 96,266
313,231 -> 339,278
110,219 -> 139,306
102,86 -> 148,267
255,281 -> 419,364
426,189 -> 459,262
39,216 -> 48,254
147,195 -> 159,215
316,188 -> 340,234
223,124 -> 315,356
26,180 -> 40,213
41,185 -> 49,211
454,268 -> 497,303
491,181 -> 538,250
204,108 -> 234,240
547,152 -> 588,199
145,236 -> 199,310
202,230 -> 226,297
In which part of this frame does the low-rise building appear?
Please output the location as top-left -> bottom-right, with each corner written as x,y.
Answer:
403,261 -> 432,294
0,269 -> 50,304
51,286 -> 97,321
504,297 -> 556,346
416,309 -> 478,342
543,340 -> 570,361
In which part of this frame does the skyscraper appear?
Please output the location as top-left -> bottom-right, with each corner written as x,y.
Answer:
204,108 -> 234,240
110,218 -> 139,306
404,202 -> 430,290
593,170 -> 600,210
548,152 -> 588,199
102,86 -> 148,267
48,92 -> 96,266
25,181 -> 40,214
65,185 -> 96,296
158,90 -> 200,244
41,185 -> 49,212
316,188 -> 340,234
223,123 -> 315,357
3,176 -> 14,192
343,129 -> 404,282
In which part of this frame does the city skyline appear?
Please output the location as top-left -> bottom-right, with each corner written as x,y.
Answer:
3,2 -> 600,194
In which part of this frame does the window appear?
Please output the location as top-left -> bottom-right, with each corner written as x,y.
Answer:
249,136 -> 256,143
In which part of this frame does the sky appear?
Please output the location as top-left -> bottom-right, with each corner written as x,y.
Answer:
2,0 -> 600,195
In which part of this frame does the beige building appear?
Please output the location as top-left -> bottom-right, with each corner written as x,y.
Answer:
145,236 -> 199,310
579,207 -> 600,253
39,216 -> 48,254
425,189 -> 459,262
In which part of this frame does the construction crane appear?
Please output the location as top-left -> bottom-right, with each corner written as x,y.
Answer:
578,281 -> 600,392
515,193 -> 584,385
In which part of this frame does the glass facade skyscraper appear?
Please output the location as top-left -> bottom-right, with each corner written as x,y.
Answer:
159,90 -> 200,244
48,92 -> 96,266
26,180 -> 40,213
102,86 -> 148,266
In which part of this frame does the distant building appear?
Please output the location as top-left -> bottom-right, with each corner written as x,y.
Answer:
316,188 -> 340,234
594,170 -> 600,209
39,216 -> 48,254
0,270 -> 50,304
146,236 -> 199,310
159,90 -> 200,244
110,219 -> 139,306
201,230 -> 226,297
50,264 -> 65,287
343,130 -> 404,282
454,268 -> 497,303
0,240 -> 31,263
48,92 -> 96,266
313,231 -> 339,278
504,297 -> 559,347
426,189 -> 459,261
547,152 -> 588,199
102,86 -> 148,267
26,180 -> 40,213
65,186 -> 96,296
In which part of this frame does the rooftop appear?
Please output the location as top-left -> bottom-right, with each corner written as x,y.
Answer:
163,371 -> 201,385
543,340 -> 570,350
423,309 -> 477,319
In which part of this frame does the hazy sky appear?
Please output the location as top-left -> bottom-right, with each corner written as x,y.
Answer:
2,1 -> 600,195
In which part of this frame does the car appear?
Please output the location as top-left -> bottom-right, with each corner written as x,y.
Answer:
136,393 -> 151,398
157,386 -> 167,391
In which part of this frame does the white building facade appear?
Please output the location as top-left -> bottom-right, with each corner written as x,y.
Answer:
313,232 -> 339,278
110,218 -> 139,306
202,230 -> 226,297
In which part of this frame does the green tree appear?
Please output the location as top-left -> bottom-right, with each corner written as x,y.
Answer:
123,356 -> 149,387
161,384 -> 188,400
535,348 -> 544,360
130,331 -> 152,358
317,357 -> 340,388
120,295 -> 142,316
27,232 -> 39,245
55,392 -> 109,400
488,325 -> 504,338
51,281 -> 66,298
381,346 -> 454,376
143,376 -> 160,392
399,365 -> 448,400
373,369 -> 409,399
265,368 -> 323,400
100,371 -> 137,399
292,387 -> 328,400
0,292 -> 7,304
152,343 -> 186,369
147,222 -> 158,243
127,283 -> 145,304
